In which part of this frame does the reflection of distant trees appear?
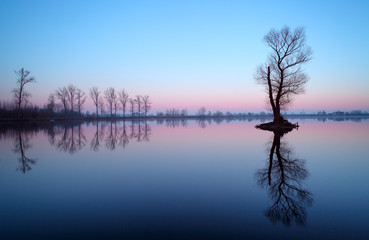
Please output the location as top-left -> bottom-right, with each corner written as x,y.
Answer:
91,121 -> 104,151
89,120 -> 152,151
50,122 -> 86,154
105,121 -> 118,150
256,130 -> 313,226
14,128 -> 36,174
119,121 -> 129,148
197,119 -> 207,129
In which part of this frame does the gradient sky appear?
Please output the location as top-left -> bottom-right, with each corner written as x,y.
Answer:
1,0 -> 368,113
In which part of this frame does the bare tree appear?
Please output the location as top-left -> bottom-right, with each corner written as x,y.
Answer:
135,95 -> 142,117
89,87 -> 100,117
197,106 -> 207,117
166,108 -> 179,117
118,89 -> 129,118
55,87 -> 69,114
67,84 -> 77,113
181,109 -> 188,117
255,27 -> 312,123
113,96 -> 119,117
104,87 -> 117,117
142,95 -> 151,117
129,98 -> 136,117
76,88 -> 87,116
99,96 -> 105,115
12,68 -> 36,118
47,93 -> 56,115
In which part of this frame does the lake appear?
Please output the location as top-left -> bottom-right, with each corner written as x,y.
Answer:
0,118 -> 368,239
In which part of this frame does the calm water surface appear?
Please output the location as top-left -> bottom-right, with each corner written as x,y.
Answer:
0,118 -> 368,239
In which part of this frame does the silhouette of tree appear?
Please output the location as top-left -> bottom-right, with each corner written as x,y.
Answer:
47,93 -> 56,116
166,108 -> 179,117
129,98 -> 136,116
12,68 -> 36,118
198,106 -> 207,117
104,87 -> 117,117
14,128 -> 36,173
142,95 -> 151,117
90,87 -> 100,117
99,96 -> 105,115
255,27 -> 312,123
55,87 -> 69,114
181,109 -> 188,117
135,95 -> 142,117
118,89 -> 129,118
67,84 -> 77,113
256,130 -> 313,226
76,88 -> 87,116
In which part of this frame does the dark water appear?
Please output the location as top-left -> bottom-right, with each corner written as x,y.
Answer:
0,118 -> 368,239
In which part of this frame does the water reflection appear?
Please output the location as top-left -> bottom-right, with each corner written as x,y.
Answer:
50,123 -> 87,154
0,121 -> 152,173
256,129 -> 313,226
14,127 -> 37,173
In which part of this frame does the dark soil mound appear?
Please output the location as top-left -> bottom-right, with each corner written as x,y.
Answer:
255,120 -> 299,134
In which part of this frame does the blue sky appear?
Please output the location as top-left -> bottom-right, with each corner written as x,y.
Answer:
1,0 -> 369,113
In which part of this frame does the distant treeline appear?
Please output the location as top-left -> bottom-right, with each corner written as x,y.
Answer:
1,100 -> 368,122
4,68 -> 368,121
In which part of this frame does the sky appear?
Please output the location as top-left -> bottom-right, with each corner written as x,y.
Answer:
1,0 -> 369,113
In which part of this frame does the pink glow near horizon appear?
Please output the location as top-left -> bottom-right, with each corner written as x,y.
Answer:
2,82 -> 368,113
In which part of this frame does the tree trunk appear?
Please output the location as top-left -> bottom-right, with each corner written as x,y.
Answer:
273,107 -> 282,123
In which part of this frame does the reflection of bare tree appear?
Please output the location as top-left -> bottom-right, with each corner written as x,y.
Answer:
125,120 -> 152,143
197,119 -> 207,129
53,123 -> 86,154
164,118 -> 188,128
256,130 -> 313,226
47,125 -> 56,145
105,121 -> 118,150
76,124 -> 86,150
166,119 -> 180,128
90,121 -> 104,151
14,128 -> 36,174
142,121 -> 151,142
119,120 -> 129,148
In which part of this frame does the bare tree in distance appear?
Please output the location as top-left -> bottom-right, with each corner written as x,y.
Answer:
99,96 -> 105,115
89,87 -> 100,117
118,89 -> 129,118
47,93 -> 56,115
142,95 -> 152,117
181,109 -> 188,117
67,84 -> 77,113
76,88 -> 87,116
55,87 -> 69,114
129,98 -> 136,116
12,68 -> 36,118
255,27 -> 312,124
166,108 -> 179,117
135,95 -> 142,117
113,95 -> 119,117
104,87 -> 117,117
197,106 -> 207,117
